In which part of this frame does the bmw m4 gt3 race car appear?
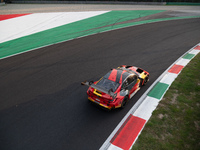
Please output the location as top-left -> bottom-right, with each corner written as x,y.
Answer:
81,65 -> 149,110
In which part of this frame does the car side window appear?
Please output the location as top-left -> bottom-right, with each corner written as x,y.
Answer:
122,75 -> 136,88
127,75 -> 134,84
123,79 -> 128,87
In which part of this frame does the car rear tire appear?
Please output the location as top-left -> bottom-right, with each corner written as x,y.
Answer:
121,96 -> 128,109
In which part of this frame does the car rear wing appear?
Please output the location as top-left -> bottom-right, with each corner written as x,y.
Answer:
81,81 -> 116,98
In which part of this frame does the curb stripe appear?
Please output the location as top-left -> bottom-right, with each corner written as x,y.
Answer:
0,14 -> 30,21
133,96 -> 160,121
111,115 -> 146,150
176,58 -> 190,66
189,49 -> 199,55
168,64 -> 184,74
159,73 -> 178,85
147,82 -> 169,100
108,144 -> 123,150
182,53 -> 195,59
110,115 -> 132,143
194,45 -> 200,50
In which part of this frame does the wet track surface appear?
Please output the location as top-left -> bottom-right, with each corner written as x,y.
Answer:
0,18 -> 200,150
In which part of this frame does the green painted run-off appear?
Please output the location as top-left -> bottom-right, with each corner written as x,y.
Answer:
0,10 -> 200,59
0,10 -> 164,59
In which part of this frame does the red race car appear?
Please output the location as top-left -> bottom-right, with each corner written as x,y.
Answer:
81,65 -> 149,110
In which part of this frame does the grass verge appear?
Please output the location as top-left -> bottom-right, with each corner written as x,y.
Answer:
132,53 -> 200,150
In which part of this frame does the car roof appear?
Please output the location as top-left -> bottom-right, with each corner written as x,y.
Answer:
104,68 -> 135,84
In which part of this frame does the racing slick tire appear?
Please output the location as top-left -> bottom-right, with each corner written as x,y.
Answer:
140,75 -> 149,87
121,96 -> 129,109
143,75 -> 149,86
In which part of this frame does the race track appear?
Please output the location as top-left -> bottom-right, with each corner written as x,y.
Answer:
0,16 -> 200,150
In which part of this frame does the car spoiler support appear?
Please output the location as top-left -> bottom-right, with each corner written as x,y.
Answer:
81,81 -> 116,98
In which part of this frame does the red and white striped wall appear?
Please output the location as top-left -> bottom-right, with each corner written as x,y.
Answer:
100,43 -> 200,150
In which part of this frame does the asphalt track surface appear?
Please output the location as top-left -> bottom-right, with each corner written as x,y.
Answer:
0,18 -> 200,150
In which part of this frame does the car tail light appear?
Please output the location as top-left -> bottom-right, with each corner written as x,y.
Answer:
87,89 -> 92,95
112,98 -> 117,102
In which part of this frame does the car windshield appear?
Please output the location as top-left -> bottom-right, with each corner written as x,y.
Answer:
97,77 -> 119,92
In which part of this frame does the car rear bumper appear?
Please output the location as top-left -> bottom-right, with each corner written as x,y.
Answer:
88,97 -> 113,110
